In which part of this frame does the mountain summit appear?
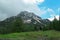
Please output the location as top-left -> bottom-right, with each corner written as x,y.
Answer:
17,11 -> 42,23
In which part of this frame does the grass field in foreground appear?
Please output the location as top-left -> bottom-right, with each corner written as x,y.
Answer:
0,30 -> 60,40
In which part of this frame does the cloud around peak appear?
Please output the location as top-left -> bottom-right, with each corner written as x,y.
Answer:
0,0 -> 59,21
0,0 -> 44,21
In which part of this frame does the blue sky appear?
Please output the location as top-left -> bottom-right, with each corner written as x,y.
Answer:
39,0 -> 60,9
38,0 -> 60,19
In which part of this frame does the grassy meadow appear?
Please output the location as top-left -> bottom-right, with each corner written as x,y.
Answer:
0,30 -> 60,40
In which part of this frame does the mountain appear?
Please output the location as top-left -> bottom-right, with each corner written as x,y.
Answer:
0,11 -> 51,34
0,11 -> 50,29
0,11 -> 50,26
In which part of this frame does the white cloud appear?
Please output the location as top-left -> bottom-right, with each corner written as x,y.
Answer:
48,17 -> 54,21
58,8 -> 60,14
42,8 -> 59,21
48,15 -> 54,21
0,0 -> 59,21
36,0 -> 44,3
48,15 -> 59,21
23,0 -> 44,4
47,8 -> 55,15
23,0 -> 36,4
48,8 -> 59,21
0,0 -> 45,21
56,15 -> 59,20
39,8 -> 56,16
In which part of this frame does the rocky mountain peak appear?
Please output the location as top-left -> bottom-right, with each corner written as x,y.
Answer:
17,11 -> 42,23
0,11 -> 50,27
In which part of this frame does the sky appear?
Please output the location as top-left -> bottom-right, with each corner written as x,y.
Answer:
0,0 -> 60,21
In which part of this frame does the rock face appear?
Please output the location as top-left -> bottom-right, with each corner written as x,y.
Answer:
0,11 -> 50,28
17,11 -> 50,24
17,11 -> 42,23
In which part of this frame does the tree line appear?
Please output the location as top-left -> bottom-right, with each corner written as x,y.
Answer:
0,17 -> 60,34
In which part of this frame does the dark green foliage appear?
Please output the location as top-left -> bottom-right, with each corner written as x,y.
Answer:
21,24 -> 35,32
53,19 -> 60,31
47,17 -> 60,31
0,16 -> 60,34
0,17 -> 23,34
11,18 -> 23,32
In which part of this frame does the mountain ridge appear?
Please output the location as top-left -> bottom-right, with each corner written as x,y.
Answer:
0,11 -> 50,28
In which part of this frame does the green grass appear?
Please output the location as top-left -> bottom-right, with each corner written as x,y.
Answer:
0,30 -> 60,40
